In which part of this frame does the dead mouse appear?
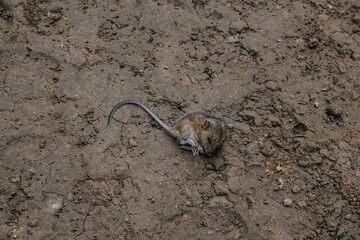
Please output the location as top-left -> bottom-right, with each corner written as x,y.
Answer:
106,100 -> 226,156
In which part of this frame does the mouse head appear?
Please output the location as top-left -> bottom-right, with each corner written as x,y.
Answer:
198,118 -> 226,154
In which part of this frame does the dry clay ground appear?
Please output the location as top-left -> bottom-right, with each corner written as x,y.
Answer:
0,0 -> 360,239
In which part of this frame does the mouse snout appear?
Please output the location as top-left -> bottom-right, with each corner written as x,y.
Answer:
198,146 -> 204,154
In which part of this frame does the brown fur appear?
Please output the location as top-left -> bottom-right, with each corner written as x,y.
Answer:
170,113 -> 226,154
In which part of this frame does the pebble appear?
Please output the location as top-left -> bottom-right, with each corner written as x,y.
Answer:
332,208 -> 341,218
227,35 -> 239,43
308,38 -> 319,48
29,219 -> 39,227
304,141 -> 321,153
283,198 -> 292,207
239,110 -> 261,125
292,185 -> 301,194
267,115 -> 281,126
129,139 -> 138,147
307,193 -> 316,199
352,90 -> 359,100
245,142 -> 259,155
231,134 -> 241,144
211,158 -> 225,171
262,147 -> 274,156
298,200 -> 307,209
352,49 -> 360,61
229,21 -> 247,34
293,122 -> 308,133
325,217 -> 339,231
326,104 -> 342,117
228,177 -> 241,193
337,227 -> 345,239
247,196 -> 256,205
278,178 -> 284,190
214,181 -> 229,195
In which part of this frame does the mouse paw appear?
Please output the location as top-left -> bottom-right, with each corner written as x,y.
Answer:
180,145 -> 199,157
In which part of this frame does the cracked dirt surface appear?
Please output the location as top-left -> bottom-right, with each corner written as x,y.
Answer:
0,0 -> 359,239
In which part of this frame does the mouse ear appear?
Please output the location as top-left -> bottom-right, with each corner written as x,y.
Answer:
203,120 -> 211,129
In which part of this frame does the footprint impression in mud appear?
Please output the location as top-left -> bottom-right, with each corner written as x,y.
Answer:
106,100 -> 226,156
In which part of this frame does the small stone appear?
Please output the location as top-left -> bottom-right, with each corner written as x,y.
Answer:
326,104 -> 342,118
231,134 -> 240,144
29,219 -> 39,227
229,21 -> 247,34
298,200 -> 307,209
314,102 -> 319,108
293,122 -> 308,133
227,35 -> 239,43
278,178 -> 284,190
352,49 -> 360,61
228,177 -> 241,193
211,158 -> 225,171
129,139 -> 138,147
307,193 -> 316,199
326,217 -> 339,231
267,115 -> 281,126
332,208 -> 341,218
214,181 -> 229,195
246,196 -> 256,205
345,214 -> 352,220
308,38 -> 319,48
304,141 -> 321,153
292,185 -> 301,193
182,75 -> 192,86
245,142 -> 259,155
239,110 -> 261,125
276,165 -> 282,172
10,177 -> 20,183
297,54 -> 306,61
353,16 -> 360,25
352,90 -> 359,100
337,227 -> 345,239
262,147 -> 274,156
283,198 -> 292,207
272,139 -> 284,148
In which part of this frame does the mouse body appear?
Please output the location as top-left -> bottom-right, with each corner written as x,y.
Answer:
106,100 -> 226,156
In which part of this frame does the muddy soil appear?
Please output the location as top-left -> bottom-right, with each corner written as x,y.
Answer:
1,0 -> 359,239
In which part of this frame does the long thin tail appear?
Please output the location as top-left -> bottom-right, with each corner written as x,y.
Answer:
106,100 -> 170,132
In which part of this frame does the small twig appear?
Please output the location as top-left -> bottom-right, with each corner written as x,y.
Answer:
352,151 -> 358,170
99,191 -> 111,201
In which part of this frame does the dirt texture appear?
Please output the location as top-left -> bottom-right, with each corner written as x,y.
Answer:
1,0 -> 360,239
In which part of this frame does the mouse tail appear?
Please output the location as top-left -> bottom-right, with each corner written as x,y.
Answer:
106,100 -> 170,132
